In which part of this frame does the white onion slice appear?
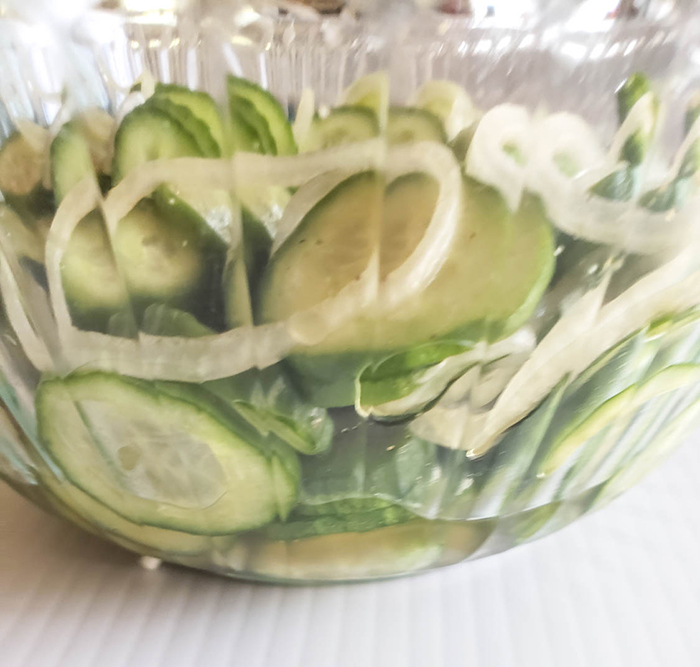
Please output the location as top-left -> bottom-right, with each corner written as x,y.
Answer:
467,249 -> 698,456
292,87 -> 316,148
380,141 -> 462,310
465,104 -> 531,212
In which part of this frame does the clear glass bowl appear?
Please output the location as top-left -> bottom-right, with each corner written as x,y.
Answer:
1,1 -> 700,582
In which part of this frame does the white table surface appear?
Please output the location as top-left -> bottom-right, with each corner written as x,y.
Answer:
1,430 -> 699,667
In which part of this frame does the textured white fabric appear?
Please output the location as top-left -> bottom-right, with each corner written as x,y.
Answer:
0,429 -> 699,667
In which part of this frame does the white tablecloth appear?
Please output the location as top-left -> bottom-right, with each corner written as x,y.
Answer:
1,430 -> 699,667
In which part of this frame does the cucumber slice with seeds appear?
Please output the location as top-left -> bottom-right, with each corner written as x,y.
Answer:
37,373 -> 297,534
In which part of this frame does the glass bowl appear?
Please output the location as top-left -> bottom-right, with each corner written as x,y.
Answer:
1,0 -> 700,582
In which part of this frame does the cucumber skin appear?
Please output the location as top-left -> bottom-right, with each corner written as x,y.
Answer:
227,76 -> 297,156
111,105 -> 202,182
36,372 -> 296,534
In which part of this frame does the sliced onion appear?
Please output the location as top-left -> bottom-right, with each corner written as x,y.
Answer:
529,104 -> 697,255
101,158 -> 235,230
292,87 -> 316,148
608,92 -> 657,165
339,71 -> 389,132
467,249 -> 699,456
465,104 -> 531,212
232,139 -> 386,189
380,142 -> 462,310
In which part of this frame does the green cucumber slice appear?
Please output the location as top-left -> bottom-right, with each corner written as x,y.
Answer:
137,303 -> 331,456
204,368 -> 334,456
230,97 -> 276,154
154,83 -> 228,155
250,520 -> 443,581
259,170 -> 382,324
111,199 -> 225,323
144,97 -> 220,157
379,171 -> 440,280
150,184 -> 233,248
227,76 -> 296,155
112,105 -> 202,182
50,121 -> 96,204
40,471 -> 213,555
264,503 -> 416,541
301,106 -> 379,152
140,303 -> 212,337
280,182 -> 553,406
540,362 -> 700,476
37,372 -> 296,534
387,107 -> 447,145
293,498 -> 395,517
61,211 -> 133,333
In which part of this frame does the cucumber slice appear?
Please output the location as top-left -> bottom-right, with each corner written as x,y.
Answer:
137,304 -> 332,456
293,498 -> 395,517
259,170 -> 382,324
387,107 -> 447,145
111,199 -> 225,322
145,97 -> 220,158
140,303 -> 212,337
227,76 -> 296,155
250,520 -> 443,580
151,184 -> 233,248
0,132 -> 53,225
473,377 -> 570,517
598,395 -> 700,504
301,106 -> 379,152
0,132 -> 45,198
40,471 -> 213,555
230,97 -> 276,154
283,183 -> 553,404
154,83 -> 228,155
540,362 -> 700,475
339,71 -> 389,133
264,504 -> 416,541
61,211 -> 133,332
415,80 -> 477,139
37,372 -> 295,534
204,368 -> 334,456
380,171 -> 440,280
112,105 -> 202,182
50,121 -> 97,204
